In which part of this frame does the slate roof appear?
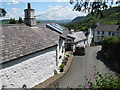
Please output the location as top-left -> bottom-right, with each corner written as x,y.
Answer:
95,25 -> 120,32
68,31 -> 87,43
38,23 -> 70,39
0,23 -> 60,64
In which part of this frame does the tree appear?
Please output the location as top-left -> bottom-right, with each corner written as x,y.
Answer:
0,8 -> 7,17
70,0 -> 120,18
9,18 -> 16,24
37,21 -> 40,23
18,17 -> 24,23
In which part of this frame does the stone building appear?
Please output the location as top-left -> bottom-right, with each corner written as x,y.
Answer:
0,3 -> 73,88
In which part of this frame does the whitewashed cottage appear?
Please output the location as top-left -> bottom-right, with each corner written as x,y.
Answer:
93,22 -> 120,43
68,29 -> 93,51
0,3 -> 73,88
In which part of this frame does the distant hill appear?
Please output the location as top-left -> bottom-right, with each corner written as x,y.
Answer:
1,19 -> 10,24
37,19 -> 72,24
63,6 -> 120,31
2,19 -> 72,25
72,16 -> 84,22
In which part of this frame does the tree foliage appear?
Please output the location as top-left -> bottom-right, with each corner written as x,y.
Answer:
64,6 -> 120,31
0,8 -> 7,17
9,18 -> 16,24
102,36 -> 120,72
37,21 -> 40,23
70,0 -> 120,18
85,66 -> 120,88
18,17 -> 24,23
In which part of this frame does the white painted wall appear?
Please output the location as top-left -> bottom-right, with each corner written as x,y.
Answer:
94,31 -> 120,42
86,28 -> 93,47
57,38 -> 65,68
0,46 -> 57,88
75,40 -> 85,47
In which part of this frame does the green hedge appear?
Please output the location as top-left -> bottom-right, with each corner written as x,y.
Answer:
102,36 -> 120,72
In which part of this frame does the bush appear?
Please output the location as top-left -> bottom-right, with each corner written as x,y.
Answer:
59,64 -> 64,69
85,66 -> 120,88
101,36 -> 120,72
90,38 -> 95,46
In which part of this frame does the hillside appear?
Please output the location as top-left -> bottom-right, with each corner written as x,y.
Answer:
64,6 -> 120,31
1,19 -> 72,25
38,19 -> 72,24
72,16 -> 84,22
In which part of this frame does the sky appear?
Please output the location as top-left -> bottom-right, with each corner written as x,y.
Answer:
1,0 -> 88,20
1,0 -> 119,20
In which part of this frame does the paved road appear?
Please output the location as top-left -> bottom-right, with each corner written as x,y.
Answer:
48,46 -> 113,88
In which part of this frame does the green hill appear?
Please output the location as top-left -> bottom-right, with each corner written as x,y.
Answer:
64,6 -> 120,31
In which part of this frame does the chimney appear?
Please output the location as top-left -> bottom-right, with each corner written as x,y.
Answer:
24,3 -> 36,26
69,29 -> 74,34
28,3 -> 31,9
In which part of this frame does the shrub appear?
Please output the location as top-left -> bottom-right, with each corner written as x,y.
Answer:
90,38 -> 95,46
101,36 -> 120,72
59,64 -> 64,69
85,66 -> 120,88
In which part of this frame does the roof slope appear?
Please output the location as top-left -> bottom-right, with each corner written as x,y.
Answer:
38,23 -> 69,39
1,24 -> 59,64
95,25 -> 120,32
69,31 -> 87,43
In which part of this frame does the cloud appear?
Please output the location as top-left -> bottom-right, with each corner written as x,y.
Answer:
36,5 -> 88,20
12,8 -> 21,13
7,0 -> 19,5
2,8 -> 23,20
55,0 -> 68,2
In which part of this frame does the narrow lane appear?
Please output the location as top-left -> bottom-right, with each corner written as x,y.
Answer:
48,46 -> 112,88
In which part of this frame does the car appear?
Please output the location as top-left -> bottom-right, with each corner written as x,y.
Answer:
74,46 -> 85,55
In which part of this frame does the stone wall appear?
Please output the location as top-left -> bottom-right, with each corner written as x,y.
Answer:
0,46 -> 57,88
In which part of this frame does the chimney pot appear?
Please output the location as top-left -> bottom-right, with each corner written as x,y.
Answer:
28,3 -> 31,9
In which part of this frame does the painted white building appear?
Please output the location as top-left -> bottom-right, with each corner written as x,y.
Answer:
68,29 -> 93,51
85,28 -> 93,47
94,24 -> 120,43
0,3 -> 72,89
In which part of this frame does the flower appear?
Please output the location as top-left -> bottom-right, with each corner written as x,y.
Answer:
94,72 -> 96,76
95,76 -> 98,79
94,65 -> 96,68
95,69 -> 97,71
87,83 -> 91,87
85,76 -> 88,79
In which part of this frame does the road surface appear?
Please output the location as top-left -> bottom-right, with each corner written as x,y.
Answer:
47,46 -> 113,88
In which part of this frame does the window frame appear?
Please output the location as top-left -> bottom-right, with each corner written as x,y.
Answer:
109,32 -> 111,35
97,31 -> 100,34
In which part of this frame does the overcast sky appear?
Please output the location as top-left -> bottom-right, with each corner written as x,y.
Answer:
1,0 -> 118,20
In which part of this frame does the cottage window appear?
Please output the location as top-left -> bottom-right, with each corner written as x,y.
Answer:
97,36 -> 100,40
102,31 -> 104,34
109,32 -> 111,35
97,31 -> 100,34
112,32 -> 114,36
